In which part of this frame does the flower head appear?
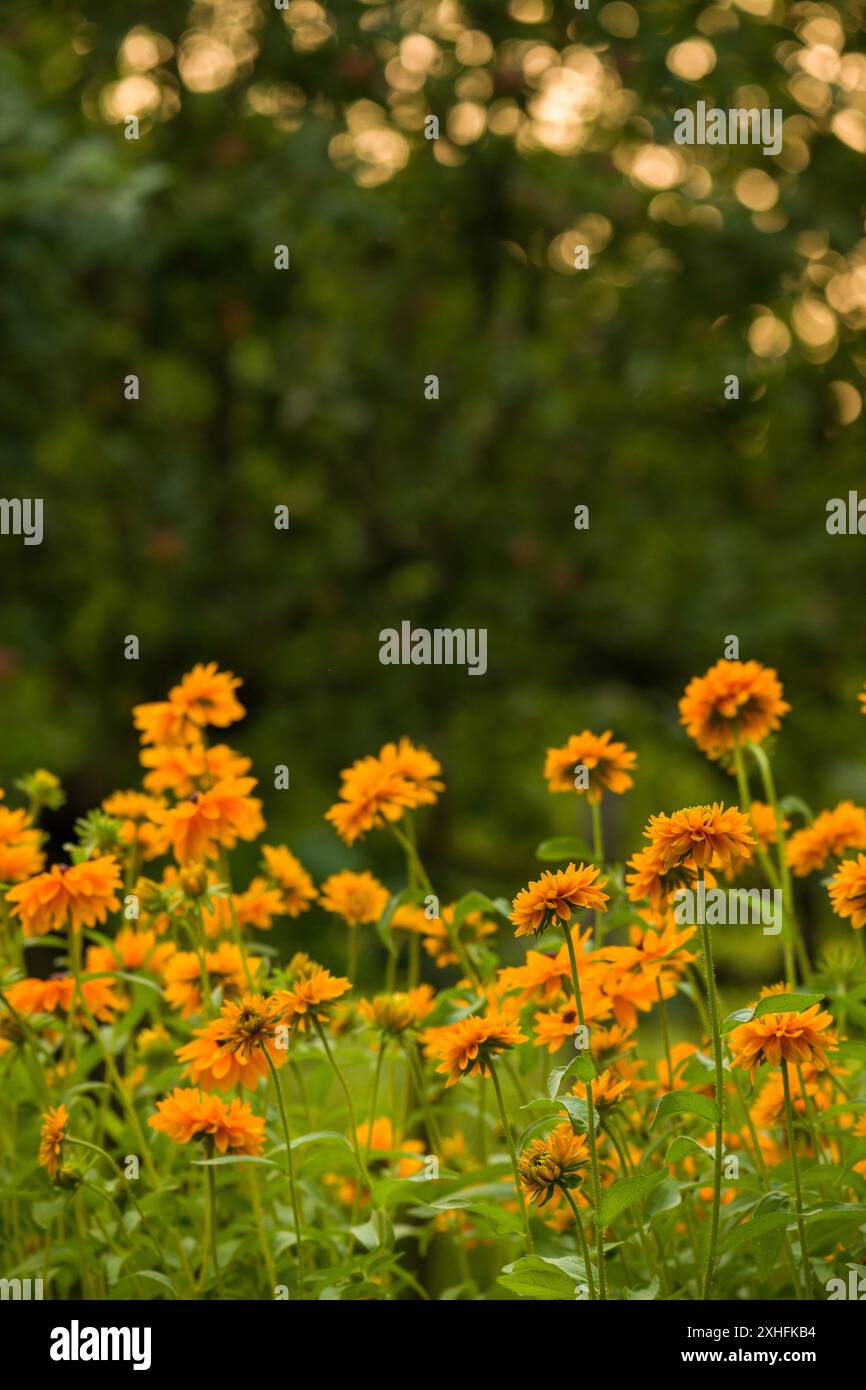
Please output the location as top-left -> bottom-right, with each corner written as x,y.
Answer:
325,739 -> 443,846
543,730 -> 636,803
510,863 -> 608,939
645,804 -> 754,872
430,1011 -> 526,1087
679,659 -> 789,758
728,1004 -> 835,1081
168,663 -> 245,729
261,845 -> 317,916
151,779 -> 264,863
38,1103 -> 70,1180
788,803 -> 866,878
276,967 -> 352,1032
148,1086 -> 264,1155
319,870 -> 389,927
828,853 -> 866,929
7,855 -> 122,935
518,1123 -> 589,1206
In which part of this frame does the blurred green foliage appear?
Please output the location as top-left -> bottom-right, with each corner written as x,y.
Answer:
2,0 -> 866,975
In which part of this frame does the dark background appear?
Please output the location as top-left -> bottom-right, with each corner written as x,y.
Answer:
2,0 -> 866,980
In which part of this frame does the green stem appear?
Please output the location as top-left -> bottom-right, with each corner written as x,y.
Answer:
563,1186 -> 596,1300
781,1059 -> 814,1299
263,1047 -> 304,1298
562,921 -> 606,1299
205,1161 -> 223,1297
489,1059 -> 533,1254
314,1017 -> 371,1193
698,908 -> 724,1300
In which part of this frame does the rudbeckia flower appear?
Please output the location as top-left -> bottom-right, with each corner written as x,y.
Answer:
518,1123 -> 589,1206
319,870 -> 389,927
645,804 -> 755,872
325,740 -> 443,846
430,1011 -> 526,1086
38,1103 -> 70,1180
788,802 -> 866,877
543,729 -> 636,802
7,855 -> 122,935
728,1004 -> 835,1081
828,853 -> 866,928
358,985 -> 435,1035
151,778 -> 264,863
510,863 -> 608,938
275,967 -> 352,1032
168,663 -> 245,729
148,1086 -> 265,1155
261,845 -> 318,916
679,659 -> 789,758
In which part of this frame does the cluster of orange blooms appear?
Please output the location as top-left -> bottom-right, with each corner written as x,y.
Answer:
2,657 -> 864,1298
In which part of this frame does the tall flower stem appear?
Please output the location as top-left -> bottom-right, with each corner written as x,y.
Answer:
657,979 -> 673,1084
313,1017 -> 371,1194
263,1048 -> 304,1298
205,1161 -> 224,1298
562,1186 -> 596,1300
488,1059 -> 533,1255
781,1058 -> 814,1298
562,921 -> 606,1299
697,902 -> 724,1299
747,740 -> 811,980
731,735 -> 795,984
365,1038 -> 387,1166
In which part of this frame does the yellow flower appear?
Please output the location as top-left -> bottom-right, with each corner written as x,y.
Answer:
7,855 -> 122,935
358,985 -> 435,1035
645,804 -> 754,871
728,1004 -> 835,1081
543,730 -> 636,803
150,778 -> 264,863
828,853 -> 866,929
148,1086 -> 264,1155
275,967 -> 352,1032
319,870 -> 389,927
510,863 -> 608,939
788,802 -> 866,877
39,1103 -> 70,1179
325,739 -> 443,846
679,659 -> 789,758
518,1123 -> 589,1206
168,663 -> 245,729
430,1012 -> 526,1087
261,845 -> 318,916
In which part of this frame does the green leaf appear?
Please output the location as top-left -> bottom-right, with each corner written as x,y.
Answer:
497,1255 -> 577,1300
598,1170 -> 667,1227
535,837 -> 596,863
450,891 -> 511,929
753,992 -> 824,1019
190,1155 -> 279,1167
546,1052 -> 595,1100
651,1089 -> 721,1129
721,1007 -> 756,1035
558,1094 -> 600,1135
776,795 -> 813,824
377,888 -> 426,954
646,1178 -> 681,1222
665,1135 -> 714,1165
457,1202 -> 525,1237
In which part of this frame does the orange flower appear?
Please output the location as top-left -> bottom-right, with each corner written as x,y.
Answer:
645,804 -> 754,872
168,663 -> 245,729
7,974 -> 124,1023
177,995 -> 288,1091
747,800 -> 790,855
7,855 -> 122,935
788,802 -> 866,877
140,742 -> 251,798
132,700 -> 194,747
625,844 -> 716,909
543,730 -> 636,803
234,878 -> 288,931
679,659 -> 789,758
510,863 -> 608,939
163,942 -> 260,1017
358,985 -> 435,1035
261,845 -> 317,916
431,1011 -> 526,1086
0,806 -> 45,882
519,1123 -> 589,1206
497,934 -> 590,1004
728,1004 -> 835,1081
39,1103 -> 70,1179
325,740 -> 443,846
148,1087 -> 264,1155
277,967 -> 352,1032
533,990 -> 611,1051
828,853 -> 866,929
151,778 -> 264,863
319,870 -> 389,927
